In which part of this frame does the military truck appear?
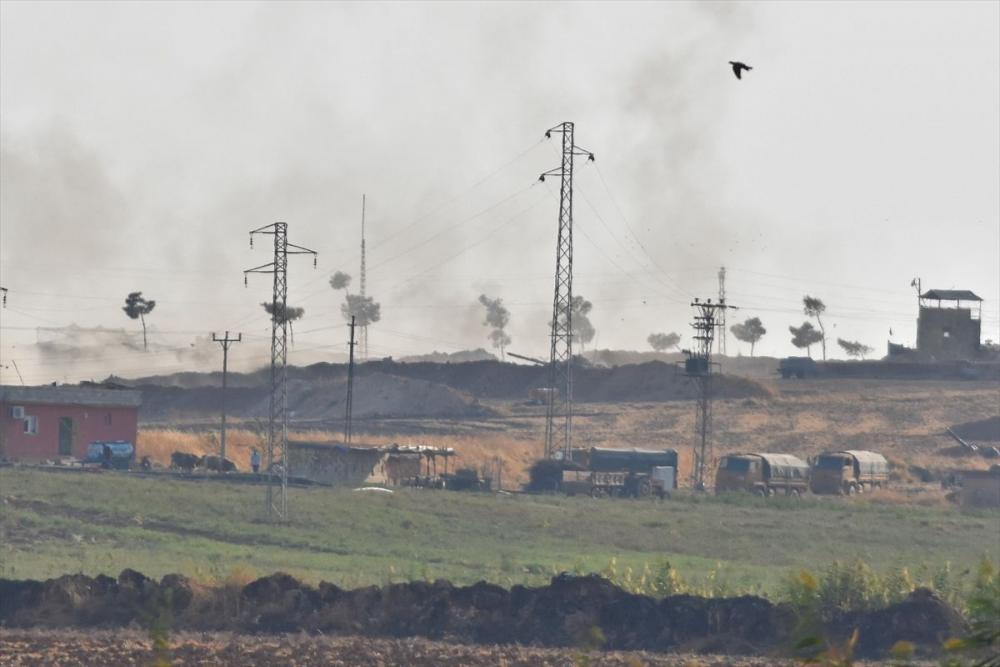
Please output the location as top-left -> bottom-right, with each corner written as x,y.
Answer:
715,452 -> 810,497
809,450 -> 889,495
778,357 -> 820,379
558,447 -> 678,498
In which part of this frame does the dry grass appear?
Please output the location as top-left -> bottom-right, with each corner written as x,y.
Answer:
137,428 -> 543,484
863,487 -> 952,508
137,429 -> 263,470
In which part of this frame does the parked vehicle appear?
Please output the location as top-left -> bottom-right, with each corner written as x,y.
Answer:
810,450 -> 889,495
715,452 -> 810,497
561,447 -> 678,498
778,357 -> 820,379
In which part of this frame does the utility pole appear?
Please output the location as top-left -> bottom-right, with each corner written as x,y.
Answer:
685,298 -> 738,490
345,315 -> 356,444
359,196 -> 369,360
244,222 -> 317,520
717,267 -> 727,356
212,331 -> 241,461
539,122 -> 594,462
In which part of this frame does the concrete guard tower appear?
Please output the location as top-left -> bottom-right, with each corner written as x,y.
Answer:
916,289 -> 983,360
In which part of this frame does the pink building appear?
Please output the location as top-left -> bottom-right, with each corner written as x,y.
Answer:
0,385 -> 142,462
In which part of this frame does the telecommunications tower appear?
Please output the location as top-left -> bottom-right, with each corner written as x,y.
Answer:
359,195 -> 369,359
244,222 -> 317,520
539,122 -> 594,461
684,297 -> 737,490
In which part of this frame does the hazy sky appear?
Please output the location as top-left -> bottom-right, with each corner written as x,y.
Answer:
1,1 -> 998,384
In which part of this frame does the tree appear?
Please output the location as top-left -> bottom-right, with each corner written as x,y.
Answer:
837,338 -> 874,360
803,295 -> 828,360
730,317 -> 767,357
570,296 -> 595,354
341,294 -> 381,328
329,271 -> 351,290
478,294 -> 511,360
330,271 -> 381,329
647,332 -> 681,352
789,322 -> 823,357
550,295 -> 596,354
262,302 -> 305,344
123,291 -> 156,350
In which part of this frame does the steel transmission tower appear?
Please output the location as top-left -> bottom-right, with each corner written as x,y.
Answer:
539,122 -> 594,461
685,298 -> 737,490
359,195 -> 369,359
717,266 -> 727,356
244,222 -> 317,520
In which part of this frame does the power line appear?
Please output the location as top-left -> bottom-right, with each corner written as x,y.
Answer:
244,222 -> 317,522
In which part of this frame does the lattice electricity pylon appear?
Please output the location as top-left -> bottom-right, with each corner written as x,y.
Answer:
717,266 -> 727,356
539,122 -> 594,461
244,222 -> 317,520
684,298 -> 738,490
359,195 -> 369,359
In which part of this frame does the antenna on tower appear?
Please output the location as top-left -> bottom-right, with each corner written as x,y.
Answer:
540,122 -> 594,463
359,195 -> 368,359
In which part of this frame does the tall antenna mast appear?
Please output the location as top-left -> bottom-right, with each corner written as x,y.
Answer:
539,122 -> 594,461
244,222 -> 317,520
717,266 -> 727,356
359,195 -> 368,359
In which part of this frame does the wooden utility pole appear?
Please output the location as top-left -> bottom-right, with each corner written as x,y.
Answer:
345,316 -> 357,444
212,331 -> 242,461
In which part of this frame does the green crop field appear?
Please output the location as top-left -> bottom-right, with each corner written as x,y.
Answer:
1,468 -> 997,598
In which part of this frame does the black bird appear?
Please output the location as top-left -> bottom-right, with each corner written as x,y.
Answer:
729,61 -> 752,79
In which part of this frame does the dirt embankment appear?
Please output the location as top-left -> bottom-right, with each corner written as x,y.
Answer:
0,630 -> 823,667
0,571 -> 966,660
134,360 -> 774,422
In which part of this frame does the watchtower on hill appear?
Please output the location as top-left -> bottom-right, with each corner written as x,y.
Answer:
916,289 -> 982,360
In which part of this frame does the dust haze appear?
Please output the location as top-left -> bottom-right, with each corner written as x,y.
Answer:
1,2 -> 998,384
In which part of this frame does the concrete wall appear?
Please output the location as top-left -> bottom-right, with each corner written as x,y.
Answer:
0,402 -> 139,461
916,307 -> 981,360
288,445 -> 388,487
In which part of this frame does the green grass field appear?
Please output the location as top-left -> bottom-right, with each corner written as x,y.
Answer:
1,468 -> 997,599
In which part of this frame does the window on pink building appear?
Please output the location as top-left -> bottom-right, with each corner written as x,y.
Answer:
104,413 -> 112,426
24,416 -> 38,435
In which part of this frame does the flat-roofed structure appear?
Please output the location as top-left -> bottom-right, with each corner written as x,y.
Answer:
916,289 -> 983,360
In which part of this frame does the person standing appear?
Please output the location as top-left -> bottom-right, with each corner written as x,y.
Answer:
251,449 -> 261,474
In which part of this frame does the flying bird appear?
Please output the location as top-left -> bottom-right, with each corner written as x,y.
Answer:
729,61 -> 752,79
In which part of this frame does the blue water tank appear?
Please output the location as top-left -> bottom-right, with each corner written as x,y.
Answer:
84,441 -> 134,470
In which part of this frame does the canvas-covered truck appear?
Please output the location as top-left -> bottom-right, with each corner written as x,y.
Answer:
551,447 -> 679,498
715,452 -> 810,497
810,450 -> 889,495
